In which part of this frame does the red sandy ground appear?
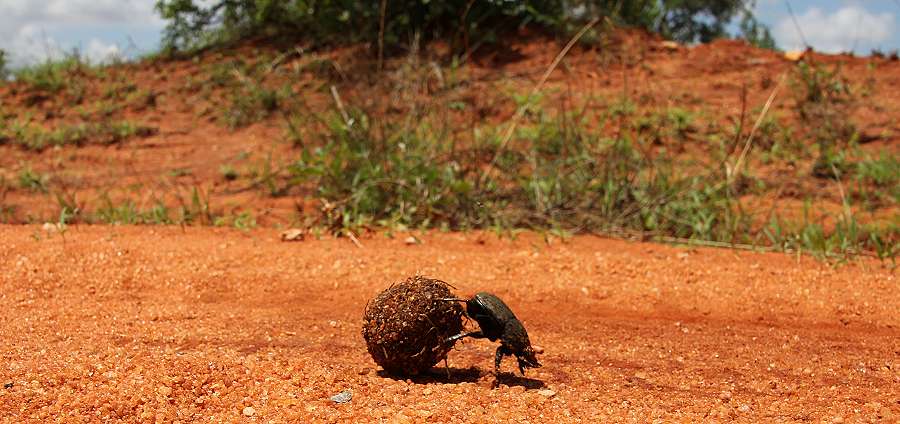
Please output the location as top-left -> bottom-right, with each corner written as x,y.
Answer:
0,225 -> 897,422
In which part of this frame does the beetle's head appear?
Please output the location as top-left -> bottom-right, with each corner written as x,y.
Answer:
515,345 -> 542,374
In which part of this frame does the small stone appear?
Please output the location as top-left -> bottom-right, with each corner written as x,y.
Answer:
832,416 -> 844,423
330,390 -> 352,404
508,386 -> 526,394
242,406 -> 255,416
661,40 -> 680,50
358,367 -> 371,375
404,236 -> 420,245
719,391 -> 732,402
537,389 -> 556,398
738,404 -> 750,413
280,228 -> 306,242
784,50 -> 805,62
422,388 -> 432,396
157,386 -> 172,396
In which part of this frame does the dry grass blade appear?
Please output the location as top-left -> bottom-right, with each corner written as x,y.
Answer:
330,85 -> 352,126
729,71 -> 787,184
478,16 -> 601,186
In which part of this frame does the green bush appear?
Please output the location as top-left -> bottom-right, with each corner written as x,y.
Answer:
155,0 -> 763,53
0,49 -> 9,81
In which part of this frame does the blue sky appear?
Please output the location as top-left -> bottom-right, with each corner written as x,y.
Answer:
1,1 -> 898,68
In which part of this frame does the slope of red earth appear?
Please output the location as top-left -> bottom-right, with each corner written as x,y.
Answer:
0,30 -> 897,226
0,225 -> 897,422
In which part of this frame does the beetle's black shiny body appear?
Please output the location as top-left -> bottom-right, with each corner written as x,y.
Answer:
448,292 -> 541,375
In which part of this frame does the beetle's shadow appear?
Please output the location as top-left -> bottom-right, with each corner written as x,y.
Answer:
494,372 -> 546,389
377,366 -> 481,384
376,367 -> 545,389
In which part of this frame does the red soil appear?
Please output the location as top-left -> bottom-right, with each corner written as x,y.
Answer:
0,226 -> 897,422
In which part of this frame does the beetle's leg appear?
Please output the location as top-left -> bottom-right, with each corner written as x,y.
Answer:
494,345 -> 511,374
443,358 -> 450,379
446,330 -> 484,343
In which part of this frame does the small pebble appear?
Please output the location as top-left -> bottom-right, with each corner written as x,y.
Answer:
738,404 -> 750,413
280,229 -> 305,242
330,390 -> 352,404
242,406 -> 255,417
719,391 -> 732,402
537,389 -> 556,398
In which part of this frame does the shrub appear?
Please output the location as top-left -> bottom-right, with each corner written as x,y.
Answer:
155,0 -> 762,53
0,49 -> 9,81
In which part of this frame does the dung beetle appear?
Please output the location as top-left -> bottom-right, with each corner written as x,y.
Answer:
445,292 -> 541,375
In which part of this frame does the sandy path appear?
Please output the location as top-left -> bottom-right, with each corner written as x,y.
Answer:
0,225 -> 897,422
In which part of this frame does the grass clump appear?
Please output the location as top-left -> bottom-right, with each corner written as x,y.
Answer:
17,167 -> 50,193
854,152 -> 900,207
94,196 -> 172,225
14,54 -> 94,95
790,62 -> 859,178
223,82 -> 285,128
290,105 -> 750,242
287,93 -> 895,260
291,110 -> 484,231
0,119 -> 156,151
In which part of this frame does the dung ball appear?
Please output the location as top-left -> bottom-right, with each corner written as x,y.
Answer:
362,276 -> 464,375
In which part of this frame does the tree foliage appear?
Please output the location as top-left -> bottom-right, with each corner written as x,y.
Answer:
0,49 -> 9,81
154,0 -> 772,53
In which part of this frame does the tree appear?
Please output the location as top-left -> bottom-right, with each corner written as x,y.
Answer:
655,0 -> 745,43
738,9 -> 776,50
154,0 -> 767,53
0,49 -> 9,81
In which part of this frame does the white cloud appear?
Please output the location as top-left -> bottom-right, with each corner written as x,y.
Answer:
85,39 -> 123,64
773,5 -> 894,53
0,1 -> 164,68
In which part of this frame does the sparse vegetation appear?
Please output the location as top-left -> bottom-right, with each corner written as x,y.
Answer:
14,54 -> 93,95
0,7 -> 892,263
17,166 -> 50,193
790,62 -> 860,179
287,95 -> 894,259
0,119 -> 156,151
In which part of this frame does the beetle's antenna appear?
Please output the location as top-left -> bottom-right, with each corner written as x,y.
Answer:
438,298 -> 465,302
